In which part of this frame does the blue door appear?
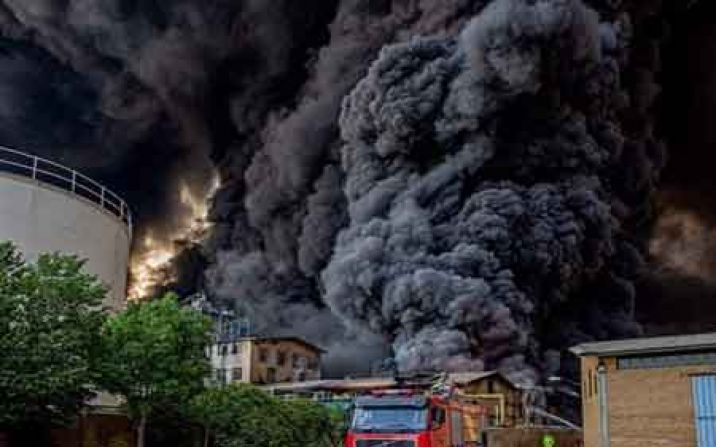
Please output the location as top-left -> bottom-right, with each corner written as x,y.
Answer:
692,375 -> 716,446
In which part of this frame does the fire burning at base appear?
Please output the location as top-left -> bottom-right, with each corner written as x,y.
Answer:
127,174 -> 220,300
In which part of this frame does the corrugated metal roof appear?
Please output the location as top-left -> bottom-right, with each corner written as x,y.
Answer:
261,377 -> 394,393
332,377 -> 397,390
570,332 -> 716,357
261,370 -> 515,393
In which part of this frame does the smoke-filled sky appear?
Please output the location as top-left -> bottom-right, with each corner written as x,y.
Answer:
1,0 -> 715,378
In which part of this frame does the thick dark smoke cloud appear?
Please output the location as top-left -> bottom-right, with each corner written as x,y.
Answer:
321,0 -> 664,379
0,0 -> 694,377
0,0 -> 335,230
206,0 -> 492,373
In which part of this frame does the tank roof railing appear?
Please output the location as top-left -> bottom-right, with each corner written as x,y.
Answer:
0,146 -> 132,235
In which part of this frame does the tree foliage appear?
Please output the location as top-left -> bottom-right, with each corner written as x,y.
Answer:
97,294 -> 211,447
190,384 -> 345,447
0,242 -> 107,427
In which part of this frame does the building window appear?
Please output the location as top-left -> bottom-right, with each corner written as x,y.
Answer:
267,367 -> 276,383
277,351 -> 286,366
308,358 -> 318,370
617,351 -> 716,370
259,348 -> 269,363
292,355 -> 307,369
232,343 -> 238,355
232,368 -> 243,382
221,344 -> 228,356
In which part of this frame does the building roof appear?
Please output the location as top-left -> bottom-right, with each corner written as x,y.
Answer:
245,336 -> 326,353
262,377 -> 394,393
262,370 -> 515,393
262,379 -> 333,393
446,370 -> 512,386
569,332 -> 716,357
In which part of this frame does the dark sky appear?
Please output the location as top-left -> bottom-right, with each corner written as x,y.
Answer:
638,1 -> 716,334
661,3 -> 716,193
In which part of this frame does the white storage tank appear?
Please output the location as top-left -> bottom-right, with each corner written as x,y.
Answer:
0,146 -> 132,310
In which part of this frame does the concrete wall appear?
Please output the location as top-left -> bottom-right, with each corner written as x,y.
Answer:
250,339 -> 321,384
0,172 -> 130,310
209,338 -> 322,385
209,339 -> 253,383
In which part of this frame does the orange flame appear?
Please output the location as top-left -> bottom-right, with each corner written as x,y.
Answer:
127,174 -> 220,300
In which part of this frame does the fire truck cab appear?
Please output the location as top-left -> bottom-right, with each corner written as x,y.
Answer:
344,391 -> 484,447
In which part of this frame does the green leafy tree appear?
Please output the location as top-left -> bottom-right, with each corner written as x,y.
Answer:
97,294 -> 211,447
190,384 -> 344,447
281,399 -> 346,447
190,384 -> 281,447
190,386 -> 239,447
0,242 -> 107,428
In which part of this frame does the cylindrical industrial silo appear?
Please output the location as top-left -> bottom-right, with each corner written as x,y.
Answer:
0,146 -> 132,310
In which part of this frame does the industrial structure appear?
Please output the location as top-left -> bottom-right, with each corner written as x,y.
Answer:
571,332 -> 716,447
192,295 -> 324,385
0,146 -> 132,310
265,371 -> 581,447
264,371 -> 524,427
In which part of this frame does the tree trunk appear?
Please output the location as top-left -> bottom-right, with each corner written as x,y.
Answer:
137,413 -> 147,447
203,428 -> 210,447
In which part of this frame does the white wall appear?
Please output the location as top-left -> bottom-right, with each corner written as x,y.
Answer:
209,340 -> 252,383
0,173 -> 131,310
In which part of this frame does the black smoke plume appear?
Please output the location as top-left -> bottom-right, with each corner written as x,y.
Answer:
0,0 -> 706,378
322,0 -> 665,379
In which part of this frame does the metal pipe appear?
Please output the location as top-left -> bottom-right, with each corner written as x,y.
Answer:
597,364 -> 610,447
456,392 -> 506,426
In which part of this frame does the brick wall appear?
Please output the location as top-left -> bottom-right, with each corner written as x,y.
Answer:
606,365 -> 716,447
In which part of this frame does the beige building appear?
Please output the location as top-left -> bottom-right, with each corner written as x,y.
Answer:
452,371 -> 524,428
209,336 -> 323,385
571,333 -> 716,447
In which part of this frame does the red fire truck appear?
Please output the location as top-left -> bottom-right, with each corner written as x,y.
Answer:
344,390 -> 487,447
